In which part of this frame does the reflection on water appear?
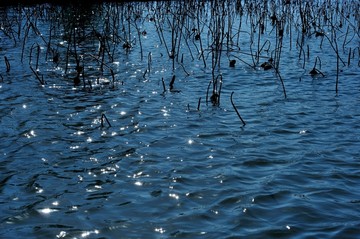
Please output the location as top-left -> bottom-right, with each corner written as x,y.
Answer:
1,1 -> 360,238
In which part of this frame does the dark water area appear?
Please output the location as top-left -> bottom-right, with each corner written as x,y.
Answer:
1,1 -> 360,238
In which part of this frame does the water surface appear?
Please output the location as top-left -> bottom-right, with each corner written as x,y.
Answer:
1,1 -> 360,238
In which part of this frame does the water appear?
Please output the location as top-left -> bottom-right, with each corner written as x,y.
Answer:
1,1 -> 360,238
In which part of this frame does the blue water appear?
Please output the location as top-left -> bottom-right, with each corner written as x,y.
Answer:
1,1 -> 360,238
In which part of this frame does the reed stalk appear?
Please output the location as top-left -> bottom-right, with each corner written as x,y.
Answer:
230,91 -> 246,126
161,78 -> 166,93
101,114 -> 112,127
4,56 -> 10,72
30,65 -> 45,85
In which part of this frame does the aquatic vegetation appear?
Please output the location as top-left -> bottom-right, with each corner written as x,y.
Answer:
230,91 -> 246,127
4,56 -> 10,72
100,113 -> 112,128
0,0 -> 359,115
229,59 -> 236,67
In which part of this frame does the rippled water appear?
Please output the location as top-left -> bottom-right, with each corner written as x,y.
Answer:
1,1 -> 360,238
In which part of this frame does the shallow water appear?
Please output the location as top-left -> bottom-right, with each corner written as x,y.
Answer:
1,1 -> 360,238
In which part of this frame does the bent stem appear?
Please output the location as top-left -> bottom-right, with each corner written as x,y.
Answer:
230,91 -> 246,126
274,66 -> 287,99
101,114 -> 112,128
30,65 -> 45,85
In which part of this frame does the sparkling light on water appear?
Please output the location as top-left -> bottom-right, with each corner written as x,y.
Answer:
0,1 -> 359,239
37,208 -> 58,215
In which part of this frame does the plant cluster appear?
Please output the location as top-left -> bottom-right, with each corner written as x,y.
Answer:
1,0 -> 359,125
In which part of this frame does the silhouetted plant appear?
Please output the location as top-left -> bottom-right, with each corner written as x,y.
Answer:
101,114 -> 111,128
230,92 -> 246,126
